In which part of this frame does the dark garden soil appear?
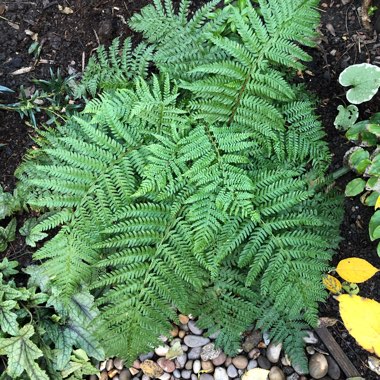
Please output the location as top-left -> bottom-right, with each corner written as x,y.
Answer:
1,0 -> 380,379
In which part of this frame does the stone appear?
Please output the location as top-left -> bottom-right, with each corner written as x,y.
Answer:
184,335 -> 210,348
248,348 -> 261,359
293,362 -> 308,375
209,330 -> 220,339
200,375 -> 214,380
157,358 -> 176,373
106,359 -> 114,371
140,352 -> 154,362
170,325 -> 179,337
185,360 -> 193,370
114,358 -> 124,370
100,371 -> 108,380
179,314 -> 189,324
193,360 -> 201,374
201,343 -> 222,361
155,345 -> 170,356
267,342 -> 282,363
191,375 -> 198,380
188,347 -> 202,360
326,356 -> 340,380
303,330 -> 318,344
224,357 -> 232,366
212,352 -> 227,366
119,370 -> 131,380
140,360 -> 164,378
188,320 -> 204,335
286,374 -> 300,380
181,370 -> 192,379
243,330 -> 262,352
179,330 -> 186,338
214,367 -> 229,380
158,374 -> 171,380
282,366 -> 294,376
309,353 -> 328,379
201,360 -> 214,372
142,375 -> 150,380
173,369 -> 181,378
247,359 -> 258,370
269,366 -> 285,380
99,361 -> 107,371
182,344 -> 188,352
175,353 -> 187,368
306,346 -> 315,355
109,369 -> 119,378
129,368 -> 140,376
281,355 -> 291,366
132,360 -> 141,369
257,355 -> 271,369
159,335 -> 168,343
227,364 -> 238,377
232,355 -> 248,369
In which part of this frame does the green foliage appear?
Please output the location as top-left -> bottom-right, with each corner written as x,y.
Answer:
0,69 -> 80,128
0,218 -> 16,252
8,0 -> 343,372
0,259 -> 102,379
339,63 -> 380,104
336,65 -> 380,256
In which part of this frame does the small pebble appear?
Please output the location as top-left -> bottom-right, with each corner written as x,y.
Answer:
157,358 -> 176,373
159,374 -> 170,380
212,352 -> 227,366
170,325 -> 179,337
267,342 -> 282,363
193,360 -> 201,374
106,359 -> 114,371
269,366 -> 286,380
258,355 -> 271,369
303,330 -> 318,344
226,364 -> 238,377
181,369 -> 192,379
139,352 -> 154,362
119,369 -> 131,380
184,335 -> 210,348
100,371 -> 108,380
214,367 -> 229,380
286,374 -> 300,380
309,353 -> 328,379
201,343 -> 222,361
132,360 -> 140,369
173,369 -> 181,377
326,356 -> 341,380
201,360 -> 214,372
247,359 -> 258,370
155,345 -> 170,356
179,330 -> 186,338
179,314 -> 189,324
114,358 -> 124,370
200,375 -> 214,380
188,320 -> 204,335
188,347 -> 202,360
185,360 -> 193,370
232,355 -> 248,369
224,357 -> 232,366
176,353 -> 187,368
248,348 -> 261,359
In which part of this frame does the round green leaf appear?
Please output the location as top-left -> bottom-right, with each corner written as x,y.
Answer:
369,210 -> 380,241
339,63 -> 380,104
345,178 -> 366,197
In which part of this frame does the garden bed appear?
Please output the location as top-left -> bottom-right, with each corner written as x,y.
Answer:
0,0 -> 380,379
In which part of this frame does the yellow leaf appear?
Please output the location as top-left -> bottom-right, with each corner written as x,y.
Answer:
337,294 -> 380,356
323,274 -> 342,294
376,196 -> 380,210
336,257 -> 379,283
242,368 -> 270,380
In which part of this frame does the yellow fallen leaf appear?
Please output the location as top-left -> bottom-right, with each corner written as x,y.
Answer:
336,257 -> 379,283
375,195 -> 380,210
242,368 -> 269,380
337,294 -> 380,356
323,274 -> 342,294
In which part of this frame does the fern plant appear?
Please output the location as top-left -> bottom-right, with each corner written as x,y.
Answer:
11,0 -> 343,371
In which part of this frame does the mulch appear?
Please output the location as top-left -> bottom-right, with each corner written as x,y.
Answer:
1,1 -> 380,378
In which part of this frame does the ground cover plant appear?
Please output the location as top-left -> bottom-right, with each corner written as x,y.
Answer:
0,0 -> 346,376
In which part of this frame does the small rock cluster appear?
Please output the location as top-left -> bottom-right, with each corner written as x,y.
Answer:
91,315 -> 342,380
